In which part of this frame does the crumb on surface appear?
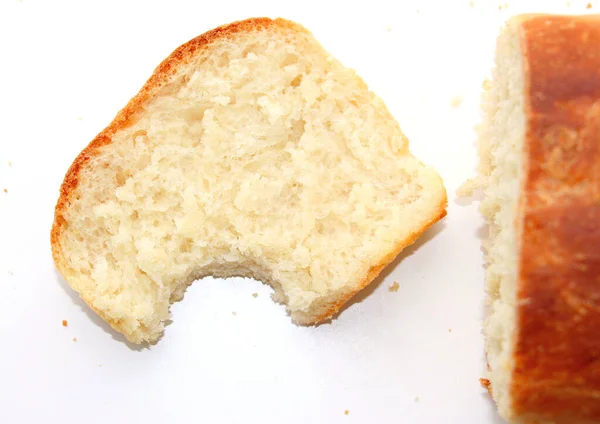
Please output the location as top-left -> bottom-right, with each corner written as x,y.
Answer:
450,95 -> 463,108
3,188 -> 7,193
7,270 -> 13,276
232,311 -> 237,316
480,377 -> 492,395
344,410 -> 349,416
62,320 -> 68,327
456,178 -> 481,197
469,0 -> 474,6
386,26 -> 392,32
7,161 -> 11,167
388,281 -> 400,292
252,293 -> 258,298
414,396 -> 420,403
77,116 -> 83,121
449,328 -> 453,332
587,2 -> 592,8
72,337 -> 77,342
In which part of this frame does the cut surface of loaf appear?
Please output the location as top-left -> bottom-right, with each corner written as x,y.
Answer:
51,18 -> 447,344
479,14 -> 600,424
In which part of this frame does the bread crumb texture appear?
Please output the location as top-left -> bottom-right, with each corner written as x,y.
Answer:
51,18 -> 446,344
344,410 -> 349,416
388,281 -> 400,292
478,18 -> 523,420
62,320 -> 68,327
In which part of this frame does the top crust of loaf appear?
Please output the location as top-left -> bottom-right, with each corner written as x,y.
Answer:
510,14 -> 600,423
50,17 -> 447,342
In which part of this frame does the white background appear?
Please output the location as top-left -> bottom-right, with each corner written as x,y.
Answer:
0,1 -> 592,423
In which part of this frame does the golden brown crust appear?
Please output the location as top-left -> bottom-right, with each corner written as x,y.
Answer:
511,14 -> 600,423
50,17 -> 307,271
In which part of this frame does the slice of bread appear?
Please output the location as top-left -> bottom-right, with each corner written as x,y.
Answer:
51,17 -> 447,344
478,14 -> 600,424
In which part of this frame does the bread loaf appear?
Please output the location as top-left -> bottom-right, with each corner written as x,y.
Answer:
51,18 -> 446,344
478,14 -> 600,423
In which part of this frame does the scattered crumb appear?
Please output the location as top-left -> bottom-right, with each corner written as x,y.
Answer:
388,281 -> 400,292
77,116 -> 83,121
252,293 -> 258,298
232,311 -> 237,316
498,4 -> 503,10
385,26 -> 392,32
450,95 -> 463,108
414,396 -> 420,403
7,270 -> 13,276
456,178 -> 481,197
449,328 -> 453,332
7,161 -> 11,167
469,0 -> 474,7
344,410 -> 349,416
72,337 -> 77,342
480,377 -> 493,394
3,188 -> 7,193
416,9 -> 421,13
587,2 -> 592,9
62,320 -> 68,327
98,364 -> 103,367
